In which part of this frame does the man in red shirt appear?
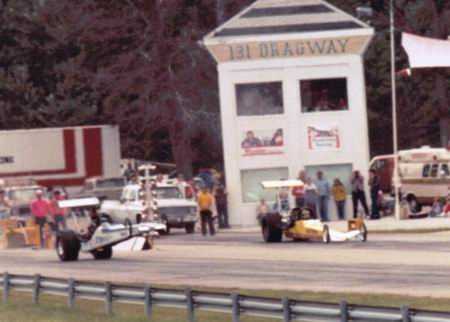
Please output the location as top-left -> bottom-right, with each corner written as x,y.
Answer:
444,196 -> 450,216
31,190 -> 50,248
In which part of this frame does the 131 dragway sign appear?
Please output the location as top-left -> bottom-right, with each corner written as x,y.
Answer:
206,36 -> 371,63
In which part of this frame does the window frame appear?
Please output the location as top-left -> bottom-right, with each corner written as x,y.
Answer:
430,163 -> 439,178
299,77 -> 350,114
240,167 -> 289,204
235,81 -> 285,118
422,164 -> 431,178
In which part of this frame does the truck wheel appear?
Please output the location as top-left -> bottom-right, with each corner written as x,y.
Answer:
56,232 -> 80,262
262,223 -> 282,243
185,223 -> 195,234
160,218 -> 170,235
322,225 -> 331,244
91,246 -> 113,260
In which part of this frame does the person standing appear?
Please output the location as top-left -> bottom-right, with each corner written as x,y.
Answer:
256,198 -> 269,223
351,171 -> 369,218
30,190 -> 50,248
444,196 -> 450,216
0,190 -> 12,219
292,171 -> 306,208
214,182 -> 228,228
429,197 -> 444,217
331,179 -> 347,220
369,169 -> 381,220
49,190 -> 66,231
304,177 -> 318,217
315,171 -> 330,222
176,173 -> 194,199
197,187 -> 216,236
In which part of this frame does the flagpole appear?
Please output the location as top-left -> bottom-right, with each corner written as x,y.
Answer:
390,0 -> 400,220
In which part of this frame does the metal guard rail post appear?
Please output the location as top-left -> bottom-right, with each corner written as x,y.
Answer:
1,272 -> 450,322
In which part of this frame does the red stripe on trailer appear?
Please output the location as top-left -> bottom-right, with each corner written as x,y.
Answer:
37,177 -> 86,187
0,129 -> 77,177
83,127 -> 103,178
62,129 -> 77,173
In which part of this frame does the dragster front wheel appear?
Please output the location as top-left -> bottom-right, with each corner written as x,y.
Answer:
262,223 -> 282,243
322,225 -> 331,244
359,223 -> 368,242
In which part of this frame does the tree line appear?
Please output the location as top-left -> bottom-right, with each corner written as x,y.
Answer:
0,0 -> 448,177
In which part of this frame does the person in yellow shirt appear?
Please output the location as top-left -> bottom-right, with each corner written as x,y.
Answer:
331,178 -> 347,220
197,187 -> 216,236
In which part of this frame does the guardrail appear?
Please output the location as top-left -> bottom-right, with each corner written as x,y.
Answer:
1,272 -> 450,322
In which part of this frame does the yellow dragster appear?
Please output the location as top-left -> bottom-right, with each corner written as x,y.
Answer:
259,180 -> 368,243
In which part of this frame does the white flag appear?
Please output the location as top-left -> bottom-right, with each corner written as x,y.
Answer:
402,33 -> 450,68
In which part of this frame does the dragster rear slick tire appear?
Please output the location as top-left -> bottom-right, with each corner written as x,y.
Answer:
262,223 -> 283,243
261,212 -> 283,243
56,231 -> 81,262
91,246 -> 113,260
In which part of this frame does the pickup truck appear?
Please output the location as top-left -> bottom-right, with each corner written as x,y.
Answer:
76,176 -> 127,201
100,183 -> 198,234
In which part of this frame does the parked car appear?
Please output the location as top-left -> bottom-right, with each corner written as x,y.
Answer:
101,183 -> 198,234
77,176 -> 127,201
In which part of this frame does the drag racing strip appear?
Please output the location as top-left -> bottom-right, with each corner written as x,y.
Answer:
1,231 -> 450,298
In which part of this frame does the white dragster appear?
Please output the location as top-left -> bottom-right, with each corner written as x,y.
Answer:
56,198 -> 160,262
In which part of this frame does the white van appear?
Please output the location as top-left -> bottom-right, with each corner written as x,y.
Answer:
397,147 -> 450,205
370,146 -> 450,208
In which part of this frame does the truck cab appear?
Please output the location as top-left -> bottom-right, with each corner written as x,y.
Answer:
101,183 -> 198,234
153,182 -> 198,234
77,176 -> 127,201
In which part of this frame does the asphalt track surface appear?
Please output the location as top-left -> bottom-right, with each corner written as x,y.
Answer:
1,230 -> 450,297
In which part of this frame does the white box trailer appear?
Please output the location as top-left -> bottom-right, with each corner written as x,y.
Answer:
0,125 -> 121,193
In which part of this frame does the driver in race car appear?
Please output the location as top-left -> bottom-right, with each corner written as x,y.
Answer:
81,207 -> 101,240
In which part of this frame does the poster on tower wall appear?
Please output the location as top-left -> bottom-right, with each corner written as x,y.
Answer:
241,128 -> 285,157
307,125 -> 341,151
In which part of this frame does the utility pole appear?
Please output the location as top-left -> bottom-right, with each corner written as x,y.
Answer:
390,0 -> 401,220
